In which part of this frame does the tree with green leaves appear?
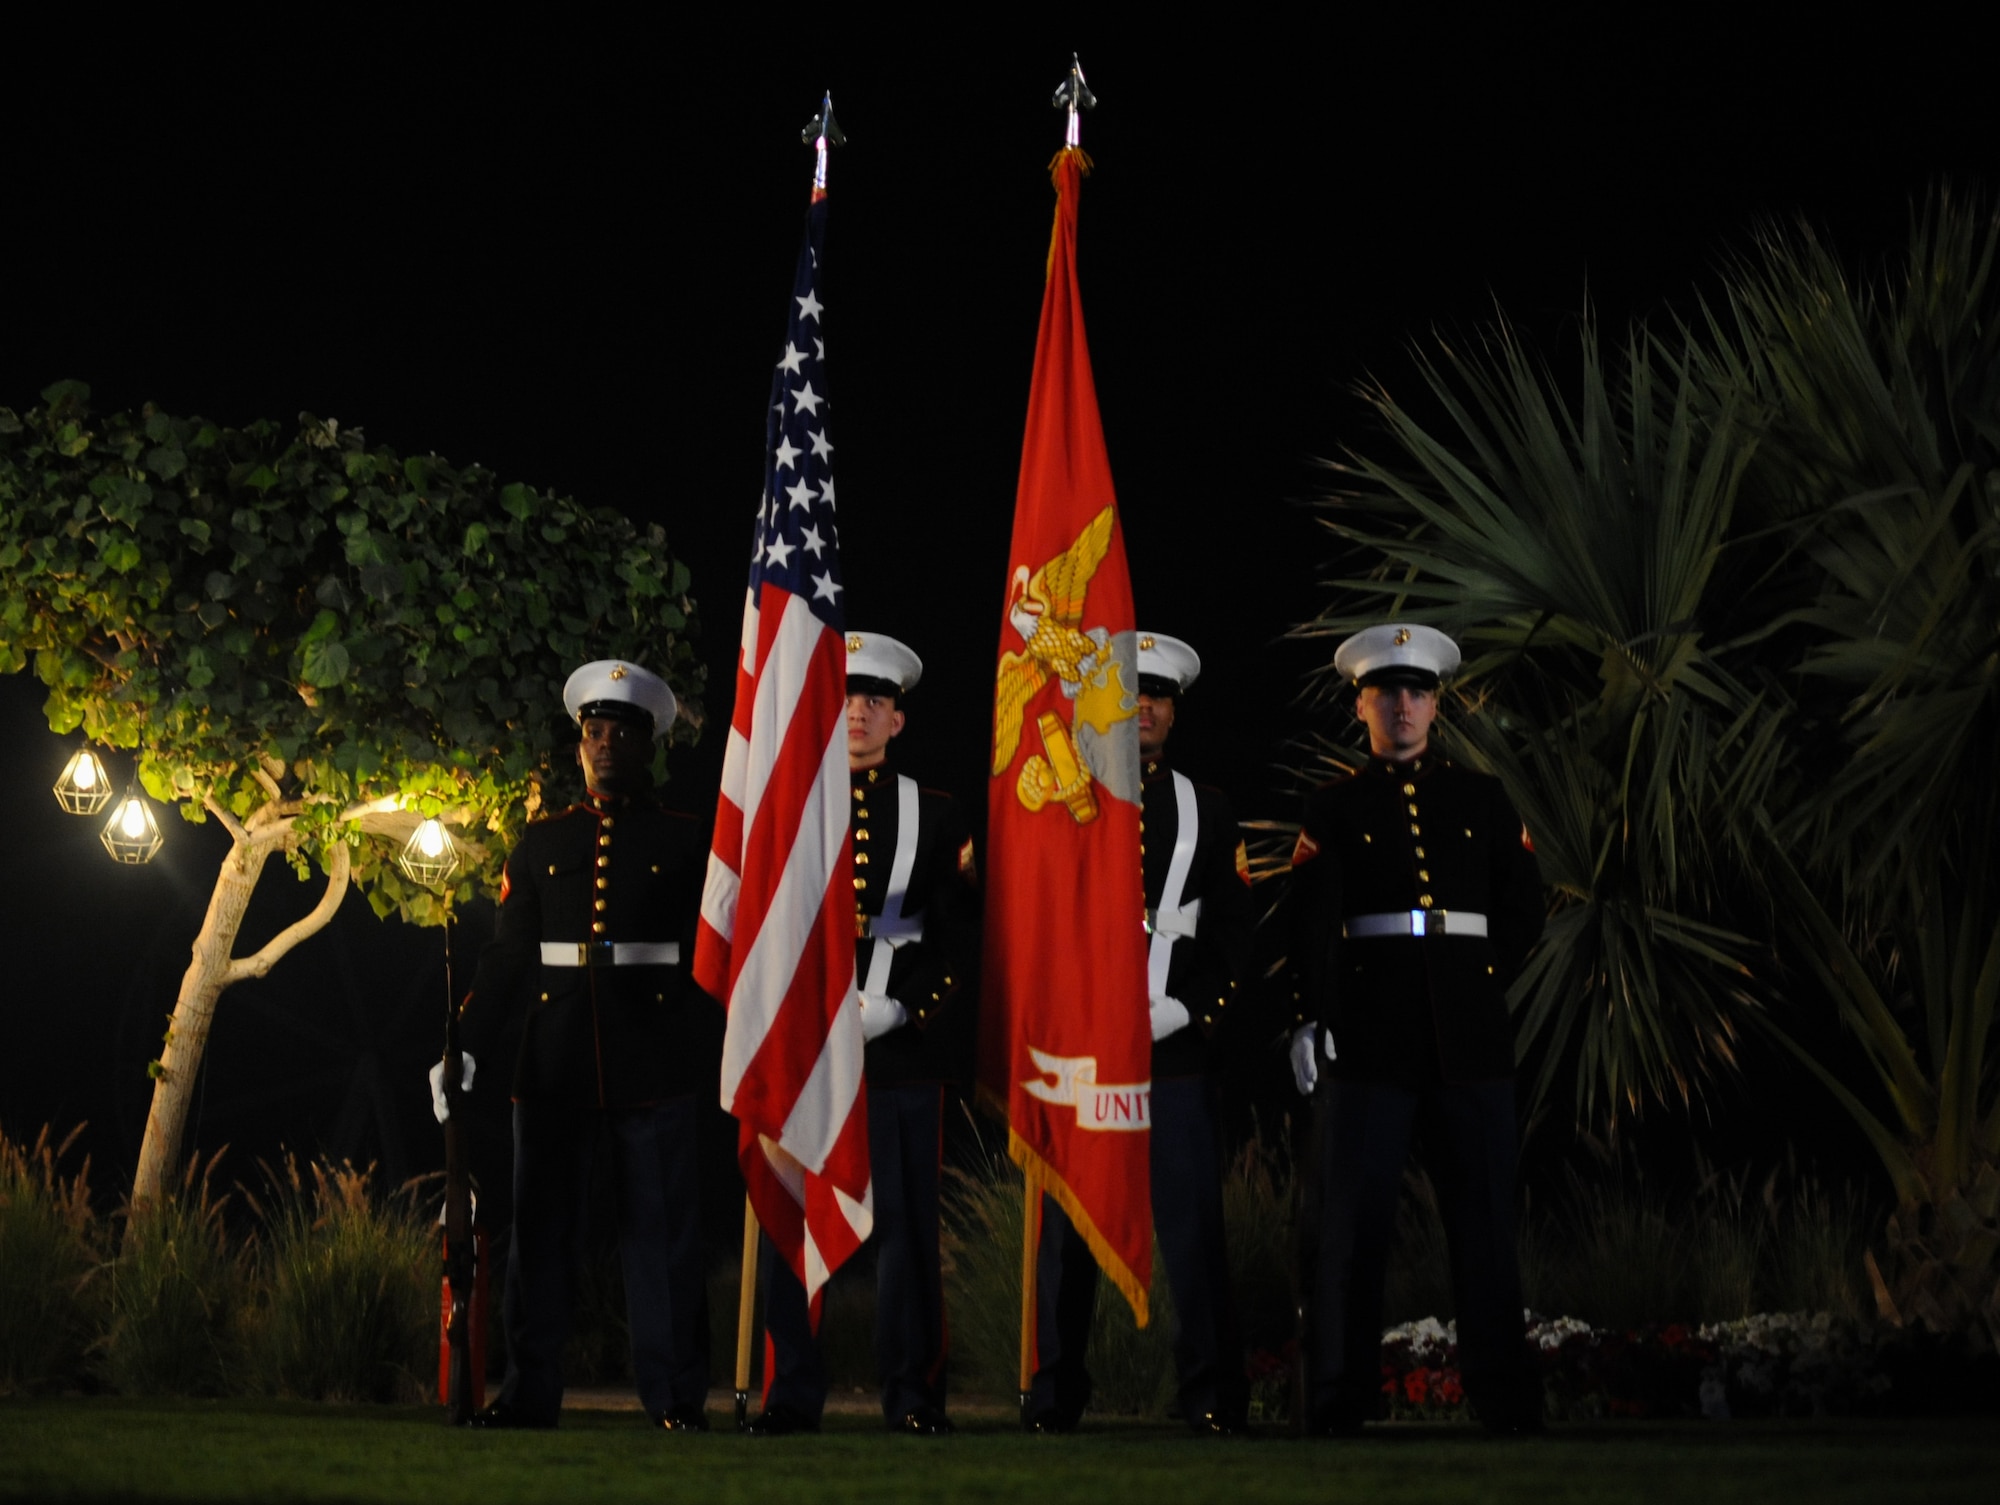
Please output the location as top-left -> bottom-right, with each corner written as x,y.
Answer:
1297,191 -> 1998,1344
0,383 -> 705,1209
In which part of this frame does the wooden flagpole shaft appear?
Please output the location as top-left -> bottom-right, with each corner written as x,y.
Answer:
1017,1180 -> 1038,1418
734,1195 -> 761,1429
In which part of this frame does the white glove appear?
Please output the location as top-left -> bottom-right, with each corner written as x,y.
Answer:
1148,995 -> 1191,1042
1289,1025 -> 1319,1097
858,991 -> 908,1042
428,1053 -> 476,1123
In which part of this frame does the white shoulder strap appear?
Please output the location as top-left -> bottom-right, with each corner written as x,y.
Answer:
864,775 -> 924,994
1146,772 -> 1202,1001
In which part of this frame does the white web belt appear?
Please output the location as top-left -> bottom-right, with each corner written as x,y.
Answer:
863,775 -> 923,995
1145,771 -> 1201,1000
1344,910 -> 1488,939
540,941 -> 682,967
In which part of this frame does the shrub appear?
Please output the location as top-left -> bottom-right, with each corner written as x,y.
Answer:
1762,1173 -> 1870,1320
945,1126 -> 1303,1418
941,1148 -> 1177,1414
941,1149 -> 1031,1401
99,1151 -> 244,1396
0,1125 -> 101,1394
246,1157 -> 433,1403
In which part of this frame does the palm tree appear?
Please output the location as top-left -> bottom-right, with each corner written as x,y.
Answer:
1303,190 -> 2000,1344
1298,312 -> 1782,1122
1698,192 -> 2000,1339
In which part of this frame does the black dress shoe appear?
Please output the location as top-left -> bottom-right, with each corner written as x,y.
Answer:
744,1405 -> 819,1437
896,1407 -> 955,1436
465,1402 -> 557,1431
654,1405 -> 711,1433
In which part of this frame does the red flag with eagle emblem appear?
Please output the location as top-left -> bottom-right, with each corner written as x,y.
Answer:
978,146 -> 1151,1323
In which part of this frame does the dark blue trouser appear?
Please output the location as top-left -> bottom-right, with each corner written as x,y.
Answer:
1031,1073 -> 1247,1427
1308,1077 -> 1532,1427
762,1084 -> 949,1423
496,1097 -> 710,1422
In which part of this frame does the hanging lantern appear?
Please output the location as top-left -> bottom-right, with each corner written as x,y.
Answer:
102,787 -> 164,864
398,817 -> 460,890
54,746 -> 114,816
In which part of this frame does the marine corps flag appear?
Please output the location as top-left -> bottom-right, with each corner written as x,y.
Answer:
979,145 -> 1151,1323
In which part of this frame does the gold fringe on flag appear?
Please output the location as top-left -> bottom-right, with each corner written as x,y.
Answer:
1008,1126 -> 1150,1329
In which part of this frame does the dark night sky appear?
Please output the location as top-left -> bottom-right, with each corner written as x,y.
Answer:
3,15 -> 1992,1198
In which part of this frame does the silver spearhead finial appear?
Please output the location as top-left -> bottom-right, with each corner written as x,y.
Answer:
1051,53 -> 1095,149
803,92 -> 845,196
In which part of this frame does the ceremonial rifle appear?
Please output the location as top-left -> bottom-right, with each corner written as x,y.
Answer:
439,914 -> 478,1425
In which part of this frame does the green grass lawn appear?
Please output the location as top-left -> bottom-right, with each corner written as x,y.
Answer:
3,1400 -> 1995,1505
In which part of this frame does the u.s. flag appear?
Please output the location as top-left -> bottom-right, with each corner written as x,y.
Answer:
695,188 -> 871,1303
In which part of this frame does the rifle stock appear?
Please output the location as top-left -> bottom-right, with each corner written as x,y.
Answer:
439,911 -> 478,1426
441,1042 -> 477,1425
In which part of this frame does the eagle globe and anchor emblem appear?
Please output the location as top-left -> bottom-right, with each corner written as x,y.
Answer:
993,504 -> 1150,1132
991,505 -> 1141,822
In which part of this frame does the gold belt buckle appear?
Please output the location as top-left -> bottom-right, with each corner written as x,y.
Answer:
577,940 -> 616,967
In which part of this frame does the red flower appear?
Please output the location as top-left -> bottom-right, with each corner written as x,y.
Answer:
1404,1368 -> 1431,1404
1438,1369 -> 1464,1406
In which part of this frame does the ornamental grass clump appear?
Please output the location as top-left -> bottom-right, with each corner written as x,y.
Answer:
942,1144 -> 1179,1413
943,1142 -> 1177,1415
945,1125 -> 1302,1417
99,1150 -> 244,1396
941,1146 -> 1033,1400
0,1124 -> 101,1395
246,1156 -> 432,1403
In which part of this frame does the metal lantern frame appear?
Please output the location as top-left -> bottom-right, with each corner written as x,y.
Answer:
54,746 -> 115,816
397,817 -> 461,891
102,786 -> 165,864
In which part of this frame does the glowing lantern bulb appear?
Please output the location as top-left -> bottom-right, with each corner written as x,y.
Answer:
54,746 -> 115,815
397,814 -> 460,889
100,784 -> 163,864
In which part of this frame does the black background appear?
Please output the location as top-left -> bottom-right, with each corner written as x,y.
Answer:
3,13 -> 1992,1220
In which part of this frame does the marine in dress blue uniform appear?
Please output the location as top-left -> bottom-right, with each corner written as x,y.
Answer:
1287,625 -> 1546,1434
1027,633 -> 1256,1434
750,633 -> 980,1437
448,660 -> 715,1431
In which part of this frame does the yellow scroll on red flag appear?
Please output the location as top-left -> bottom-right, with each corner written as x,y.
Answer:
978,147 -> 1151,1324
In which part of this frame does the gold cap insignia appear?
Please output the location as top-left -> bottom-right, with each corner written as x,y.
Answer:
847,634 -> 862,653
1139,634 -> 1155,650
608,664 -> 628,680
1393,628 -> 1411,646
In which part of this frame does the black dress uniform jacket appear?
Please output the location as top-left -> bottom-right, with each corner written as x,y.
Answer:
850,763 -> 979,1087
1142,758 -> 1255,1080
459,789 -> 711,1107
1290,755 -> 1543,1084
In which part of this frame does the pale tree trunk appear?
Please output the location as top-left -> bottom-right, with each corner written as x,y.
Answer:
129,805 -> 355,1211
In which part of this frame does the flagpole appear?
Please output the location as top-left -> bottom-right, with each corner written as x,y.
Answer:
733,1195 -> 760,1429
1012,58 -> 1105,1421
728,91 -> 860,1432
1017,1182 -> 1039,1418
